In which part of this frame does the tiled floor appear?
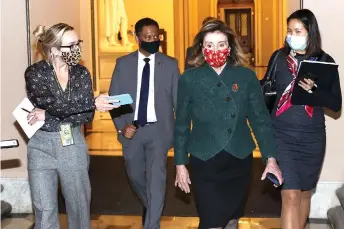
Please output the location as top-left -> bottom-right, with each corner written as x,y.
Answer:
1,215 -> 332,229
1,119 -> 333,228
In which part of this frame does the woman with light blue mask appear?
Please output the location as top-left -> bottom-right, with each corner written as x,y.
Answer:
260,9 -> 342,229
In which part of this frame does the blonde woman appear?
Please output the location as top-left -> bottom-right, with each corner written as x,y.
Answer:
25,23 -> 117,229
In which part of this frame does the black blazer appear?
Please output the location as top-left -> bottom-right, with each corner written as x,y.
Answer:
184,47 -> 194,71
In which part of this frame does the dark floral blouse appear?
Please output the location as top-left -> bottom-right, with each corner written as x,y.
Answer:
24,60 -> 95,132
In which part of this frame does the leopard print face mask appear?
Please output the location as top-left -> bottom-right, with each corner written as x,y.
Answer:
61,45 -> 82,66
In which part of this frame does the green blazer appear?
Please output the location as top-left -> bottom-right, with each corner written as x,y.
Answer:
174,63 -> 276,165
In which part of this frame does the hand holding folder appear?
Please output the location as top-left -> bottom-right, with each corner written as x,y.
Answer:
291,60 -> 339,108
12,98 -> 45,138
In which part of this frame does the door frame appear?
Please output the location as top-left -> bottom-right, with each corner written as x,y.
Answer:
254,0 -> 286,66
224,8 -> 253,55
219,4 -> 254,60
174,0 -> 218,72
218,0 -> 288,66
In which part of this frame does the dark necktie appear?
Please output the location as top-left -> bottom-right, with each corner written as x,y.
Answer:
137,58 -> 150,126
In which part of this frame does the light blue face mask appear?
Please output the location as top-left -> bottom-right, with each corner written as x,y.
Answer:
286,34 -> 308,51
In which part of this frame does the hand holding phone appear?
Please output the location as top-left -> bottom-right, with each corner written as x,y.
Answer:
95,94 -> 120,112
107,94 -> 133,106
266,172 -> 281,186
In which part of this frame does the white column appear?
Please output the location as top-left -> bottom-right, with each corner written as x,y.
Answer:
304,0 -> 344,219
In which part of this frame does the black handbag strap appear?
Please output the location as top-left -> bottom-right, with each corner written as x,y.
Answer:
318,51 -> 328,62
265,49 -> 282,82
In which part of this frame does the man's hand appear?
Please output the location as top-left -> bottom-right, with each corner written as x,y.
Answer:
121,124 -> 137,139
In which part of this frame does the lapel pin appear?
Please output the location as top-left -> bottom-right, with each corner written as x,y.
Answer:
158,60 -> 163,66
232,83 -> 239,92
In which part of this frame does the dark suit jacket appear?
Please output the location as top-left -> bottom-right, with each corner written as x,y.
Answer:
109,51 -> 180,148
174,63 -> 276,165
184,47 -> 194,71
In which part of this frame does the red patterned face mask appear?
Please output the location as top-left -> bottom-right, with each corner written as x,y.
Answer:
203,48 -> 230,68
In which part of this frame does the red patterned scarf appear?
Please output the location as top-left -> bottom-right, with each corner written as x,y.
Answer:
275,54 -> 314,117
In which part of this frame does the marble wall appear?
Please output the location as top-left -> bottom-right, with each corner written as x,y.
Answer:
0,178 -> 33,213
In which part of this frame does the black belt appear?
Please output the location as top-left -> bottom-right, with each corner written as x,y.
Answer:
132,120 -> 156,129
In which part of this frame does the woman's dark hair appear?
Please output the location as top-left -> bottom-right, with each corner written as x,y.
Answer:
202,17 -> 216,25
188,19 -> 246,67
283,9 -> 322,57
135,18 -> 159,36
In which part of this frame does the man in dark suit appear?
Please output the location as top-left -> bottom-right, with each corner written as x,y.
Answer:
184,16 -> 217,71
109,18 -> 180,229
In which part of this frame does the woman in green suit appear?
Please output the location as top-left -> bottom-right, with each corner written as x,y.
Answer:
174,19 -> 283,229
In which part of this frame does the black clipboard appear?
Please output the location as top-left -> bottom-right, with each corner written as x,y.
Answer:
291,60 -> 338,106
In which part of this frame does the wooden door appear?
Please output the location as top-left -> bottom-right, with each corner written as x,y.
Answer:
225,8 -> 252,54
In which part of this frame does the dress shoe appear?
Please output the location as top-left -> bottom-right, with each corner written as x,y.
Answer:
142,207 -> 147,226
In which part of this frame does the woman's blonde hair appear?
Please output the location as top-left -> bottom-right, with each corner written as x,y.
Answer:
188,19 -> 247,67
33,23 -> 74,61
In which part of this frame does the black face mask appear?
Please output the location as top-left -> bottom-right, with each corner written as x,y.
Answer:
140,40 -> 160,54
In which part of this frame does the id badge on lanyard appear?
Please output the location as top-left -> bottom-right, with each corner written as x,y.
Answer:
59,123 -> 74,146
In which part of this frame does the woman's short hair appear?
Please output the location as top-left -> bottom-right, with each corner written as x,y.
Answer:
283,9 -> 322,57
187,19 -> 246,67
33,23 -> 74,61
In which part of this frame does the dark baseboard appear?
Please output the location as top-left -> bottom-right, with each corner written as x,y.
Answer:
308,218 -> 330,224
3,213 -> 332,226
2,213 -> 31,218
